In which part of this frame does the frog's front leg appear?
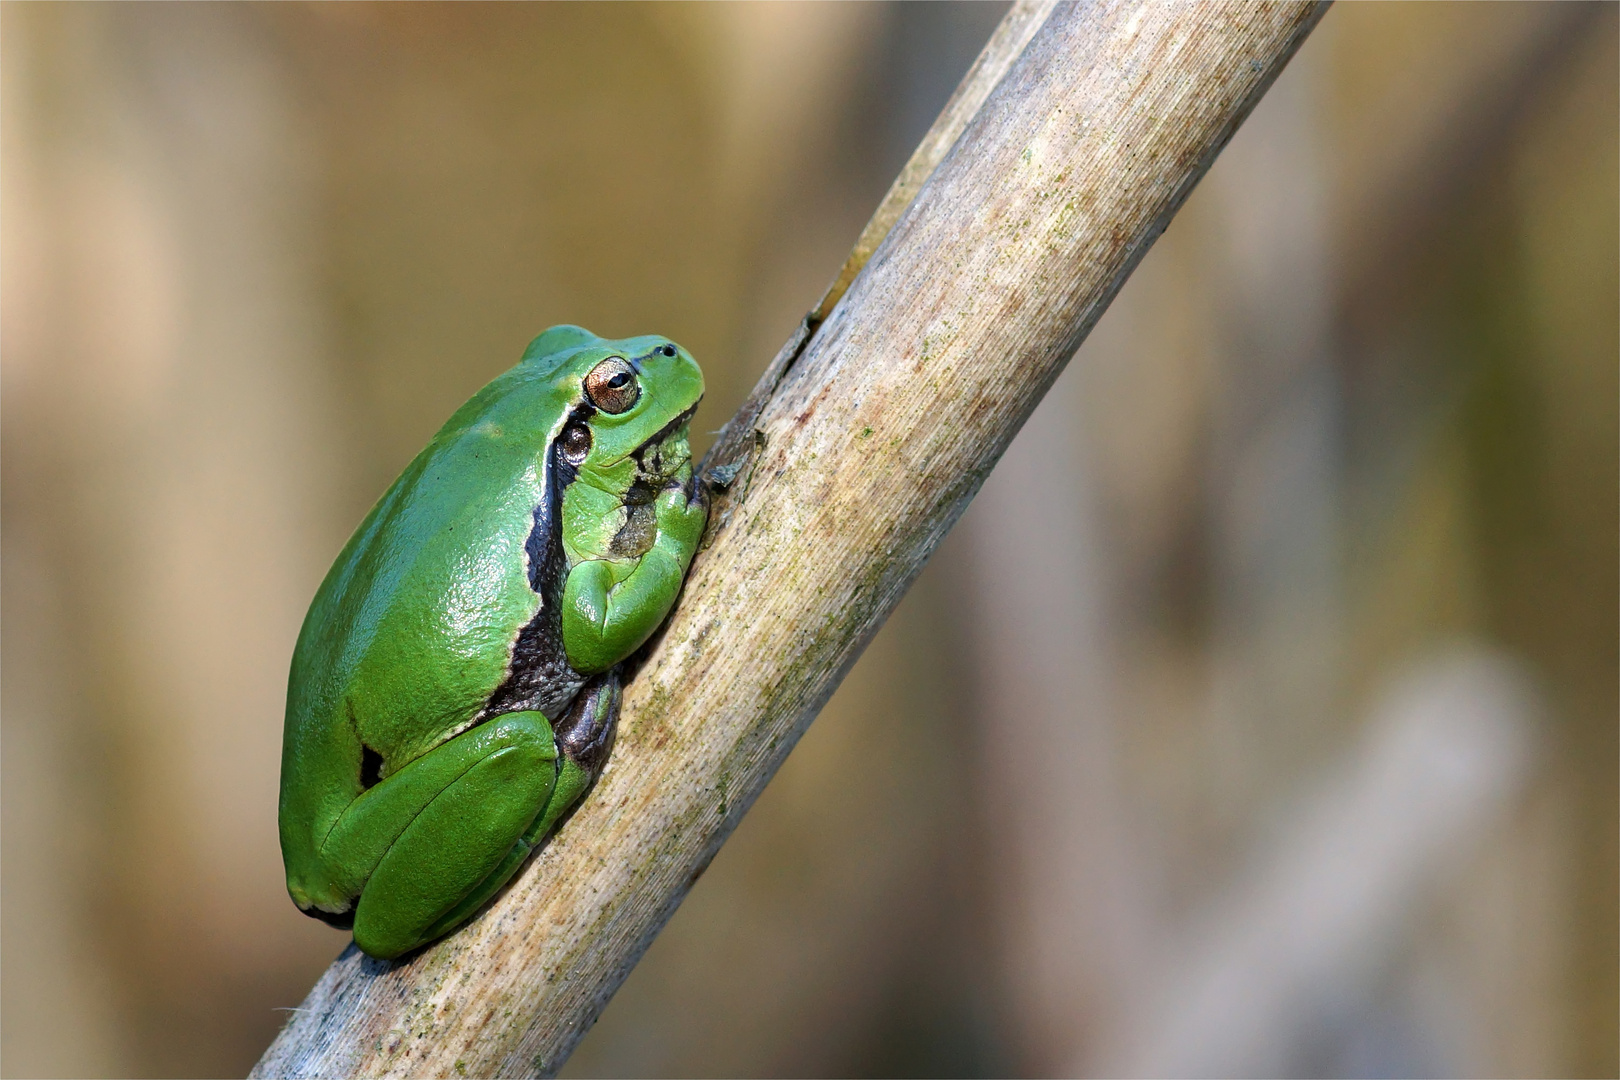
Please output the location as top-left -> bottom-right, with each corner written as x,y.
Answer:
314,712 -> 559,960
562,485 -> 706,674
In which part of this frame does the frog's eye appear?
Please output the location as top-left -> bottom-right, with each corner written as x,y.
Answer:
559,422 -> 592,465
584,357 -> 640,414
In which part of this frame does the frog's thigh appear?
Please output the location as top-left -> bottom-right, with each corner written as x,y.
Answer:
350,712 -> 557,959
420,671 -> 622,948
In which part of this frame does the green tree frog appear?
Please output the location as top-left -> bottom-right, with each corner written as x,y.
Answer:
279,326 -> 706,960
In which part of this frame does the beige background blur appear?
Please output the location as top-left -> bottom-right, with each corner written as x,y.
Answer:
2,3 -> 1614,1077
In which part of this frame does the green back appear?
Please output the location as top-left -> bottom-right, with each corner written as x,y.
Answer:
281,356 -> 577,856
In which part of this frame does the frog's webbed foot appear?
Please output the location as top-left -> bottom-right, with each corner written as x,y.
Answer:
553,664 -> 620,780
519,666 -> 620,849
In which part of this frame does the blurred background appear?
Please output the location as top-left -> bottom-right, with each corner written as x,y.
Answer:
2,3 -> 1614,1076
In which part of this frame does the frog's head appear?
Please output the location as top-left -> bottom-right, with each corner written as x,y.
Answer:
523,325 -> 704,484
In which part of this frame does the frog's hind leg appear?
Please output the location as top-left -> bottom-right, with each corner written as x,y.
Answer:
324,711 -> 558,960
414,668 -> 622,948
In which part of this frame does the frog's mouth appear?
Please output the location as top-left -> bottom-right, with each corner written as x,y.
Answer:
604,403 -> 700,561
629,402 -> 698,484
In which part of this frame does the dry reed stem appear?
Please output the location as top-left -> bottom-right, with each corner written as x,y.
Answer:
253,3 -> 1328,1076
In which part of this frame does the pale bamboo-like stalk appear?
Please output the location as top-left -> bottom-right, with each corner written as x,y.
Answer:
252,3 -> 1328,1076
